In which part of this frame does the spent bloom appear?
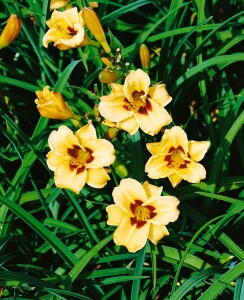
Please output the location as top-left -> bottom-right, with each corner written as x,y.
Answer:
43,7 -> 96,50
35,86 -> 80,120
99,69 -> 172,136
106,178 -> 180,253
47,123 -> 115,194
145,126 -> 210,187
0,14 -> 22,50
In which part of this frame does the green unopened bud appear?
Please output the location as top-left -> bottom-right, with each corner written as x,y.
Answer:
139,44 -> 150,72
105,127 -> 119,140
99,69 -> 120,84
82,7 -> 111,54
114,159 -> 128,178
93,104 -> 100,117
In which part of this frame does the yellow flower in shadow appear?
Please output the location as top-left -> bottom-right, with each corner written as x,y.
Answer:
47,123 -> 116,194
145,126 -> 210,187
50,0 -> 70,11
106,178 -> 180,253
0,14 -> 22,50
99,69 -> 172,136
35,86 -> 80,120
43,7 -> 96,50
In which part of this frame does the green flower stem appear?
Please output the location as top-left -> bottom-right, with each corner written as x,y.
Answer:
127,130 -> 144,182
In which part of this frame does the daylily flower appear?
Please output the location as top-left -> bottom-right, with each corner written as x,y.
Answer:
0,14 -> 22,50
43,7 -> 98,50
50,0 -> 70,11
106,178 -> 180,253
145,126 -> 210,187
35,86 -> 81,120
47,123 -> 115,194
99,69 -> 172,136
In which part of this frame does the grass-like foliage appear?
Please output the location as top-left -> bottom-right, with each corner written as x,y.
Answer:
0,0 -> 243,299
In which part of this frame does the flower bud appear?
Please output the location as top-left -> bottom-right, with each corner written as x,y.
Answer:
82,7 -> 111,54
105,127 -> 119,140
114,159 -> 128,179
93,104 -> 100,117
101,57 -> 114,69
99,69 -> 120,84
139,44 -> 150,71
35,86 -> 81,120
0,14 -> 22,50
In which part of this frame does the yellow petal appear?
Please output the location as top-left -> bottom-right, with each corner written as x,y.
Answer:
123,69 -> 150,102
168,174 -> 183,187
143,181 -> 163,198
161,126 -> 189,155
148,224 -> 169,244
113,217 -> 150,253
176,160 -> 207,183
99,84 -> 132,122
117,115 -> 139,135
106,204 -> 127,226
148,84 -> 172,107
75,123 -> 97,145
147,196 -> 180,225
86,168 -> 110,188
54,161 -> 87,194
188,140 -> 210,162
145,155 -> 174,179
135,101 -> 172,136
46,150 -> 65,171
48,125 -> 80,153
43,28 -> 64,48
112,178 -> 148,215
146,142 -> 163,156
85,139 -> 115,168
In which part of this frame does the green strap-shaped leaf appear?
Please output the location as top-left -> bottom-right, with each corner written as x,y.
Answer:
0,194 -> 78,267
198,261 -> 244,300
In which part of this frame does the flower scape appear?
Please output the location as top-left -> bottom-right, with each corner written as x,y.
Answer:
2,1 -> 242,299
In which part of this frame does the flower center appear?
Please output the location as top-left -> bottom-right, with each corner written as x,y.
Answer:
67,145 -> 94,173
130,199 -> 156,229
165,146 -> 190,169
123,90 -> 152,115
135,206 -> 150,221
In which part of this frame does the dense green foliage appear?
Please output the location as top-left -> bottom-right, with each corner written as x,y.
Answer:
0,0 -> 243,299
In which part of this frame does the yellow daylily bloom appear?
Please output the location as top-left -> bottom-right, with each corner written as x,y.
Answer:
35,86 -> 81,120
106,178 -> 180,253
0,14 -> 22,50
47,123 -> 116,194
43,7 -> 97,50
145,126 -> 210,187
99,69 -> 172,136
50,0 -> 70,10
